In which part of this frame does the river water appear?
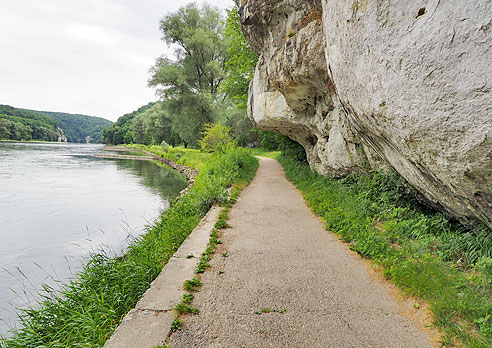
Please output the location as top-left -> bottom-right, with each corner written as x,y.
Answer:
0,142 -> 188,336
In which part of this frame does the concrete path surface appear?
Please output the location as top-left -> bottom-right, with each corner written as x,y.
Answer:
169,157 -> 436,348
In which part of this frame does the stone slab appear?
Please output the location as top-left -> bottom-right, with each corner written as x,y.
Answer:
103,205 -> 221,348
136,205 -> 220,311
103,309 -> 173,348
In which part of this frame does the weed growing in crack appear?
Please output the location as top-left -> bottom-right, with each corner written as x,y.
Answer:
195,260 -> 211,274
182,293 -> 194,304
255,308 -> 287,315
183,278 -> 202,292
174,302 -> 199,315
170,319 -> 183,332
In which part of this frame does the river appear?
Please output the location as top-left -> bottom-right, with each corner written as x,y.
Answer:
0,142 -> 188,336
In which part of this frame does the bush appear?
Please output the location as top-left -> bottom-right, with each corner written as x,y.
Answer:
259,130 -> 307,164
161,140 -> 170,152
199,122 -> 234,153
259,130 -> 284,150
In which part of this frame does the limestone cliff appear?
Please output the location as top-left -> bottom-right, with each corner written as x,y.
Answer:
240,0 -> 492,228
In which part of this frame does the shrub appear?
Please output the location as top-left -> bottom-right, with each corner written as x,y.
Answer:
199,122 -> 233,153
161,140 -> 170,152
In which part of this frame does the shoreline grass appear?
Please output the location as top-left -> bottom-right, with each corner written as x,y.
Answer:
0,146 -> 258,348
275,153 -> 491,348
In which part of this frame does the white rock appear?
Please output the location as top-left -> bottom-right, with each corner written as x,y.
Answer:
240,0 -> 492,228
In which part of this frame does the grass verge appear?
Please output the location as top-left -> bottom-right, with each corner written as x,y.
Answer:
276,154 -> 492,348
0,146 -> 258,348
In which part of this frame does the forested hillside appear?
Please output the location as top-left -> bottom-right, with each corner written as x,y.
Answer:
36,110 -> 112,143
0,105 -> 112,143
102,102 -> 155,145
0,105 -> 60,141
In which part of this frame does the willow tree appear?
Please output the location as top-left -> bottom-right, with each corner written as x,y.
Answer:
148,3 -> 226,147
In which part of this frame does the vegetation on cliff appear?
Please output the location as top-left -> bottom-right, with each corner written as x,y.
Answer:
35,110 -> 111,143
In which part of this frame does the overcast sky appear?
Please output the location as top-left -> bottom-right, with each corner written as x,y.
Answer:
0,0 -> 235,122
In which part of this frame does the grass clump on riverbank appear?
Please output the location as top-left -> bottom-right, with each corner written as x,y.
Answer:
130,144 -> 211,171
276,154 -> 491,348
0,146 -> 258,348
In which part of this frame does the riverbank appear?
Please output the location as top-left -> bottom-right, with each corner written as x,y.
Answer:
0,145 -> 258,347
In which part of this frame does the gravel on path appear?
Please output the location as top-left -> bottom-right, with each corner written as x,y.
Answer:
169,157 -> 436,348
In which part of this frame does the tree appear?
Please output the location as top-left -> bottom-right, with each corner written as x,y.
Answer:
0,118 -> 12,139
103,103 -> 155,144
220,7 -> 258,108
131,103 -> 176,145
148,2 -> 227,147
220,6 -> 260,145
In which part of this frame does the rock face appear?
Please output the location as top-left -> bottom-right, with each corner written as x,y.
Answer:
240,0 -> 492,228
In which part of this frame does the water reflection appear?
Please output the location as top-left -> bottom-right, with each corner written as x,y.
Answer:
113,159 -> 187,201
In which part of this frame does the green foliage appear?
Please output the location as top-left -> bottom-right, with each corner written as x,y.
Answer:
219,6 -> 260,146
183,278 -> 203,292
0,105 -> 111,143
174,302 -> 199,314
221,7 -> 258,108
148,3 -> 226,148
259,130 -> 285,151
161,140 -> 170,152
182,293 -> 194,304
170,319 -> 183,332
259,130 -> 307,164
37,110 -> 112,143
103,6 -> 260,149
1,147 -> 259,347
199,122 -> 233,153
103,102 -> 155,145
277,155 -> 492,348
131,103 -> 177,146
0,105 -> 58,142
165,93 -> 214,147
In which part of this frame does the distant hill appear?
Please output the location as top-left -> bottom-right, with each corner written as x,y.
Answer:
0,105 -> 112,143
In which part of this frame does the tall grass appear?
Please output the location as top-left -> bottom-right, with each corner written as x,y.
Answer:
277,155 -> 492,348
0,147 -> 258,348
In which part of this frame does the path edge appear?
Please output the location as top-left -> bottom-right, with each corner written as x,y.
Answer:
103,205 -> 222,348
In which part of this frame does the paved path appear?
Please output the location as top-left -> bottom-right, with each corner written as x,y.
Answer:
169,157 -> 435,348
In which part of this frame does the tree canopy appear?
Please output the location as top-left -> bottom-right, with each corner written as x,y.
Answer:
220,7 -> 258,108
148,2 -> 227,147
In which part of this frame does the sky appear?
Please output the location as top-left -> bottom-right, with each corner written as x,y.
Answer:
0,0 -> 235,122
